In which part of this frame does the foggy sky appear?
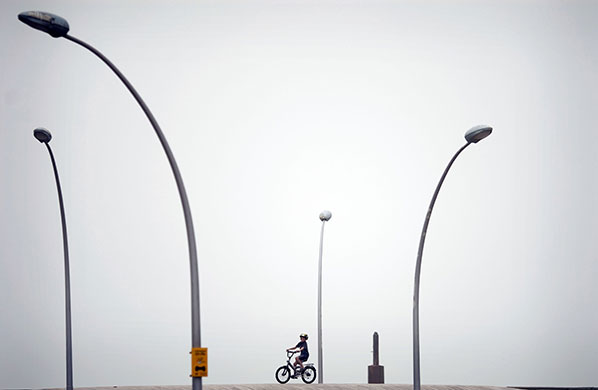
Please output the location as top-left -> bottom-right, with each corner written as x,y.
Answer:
1,0 -> 597,388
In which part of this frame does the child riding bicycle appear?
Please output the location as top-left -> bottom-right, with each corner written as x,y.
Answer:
286,333 -> 309,376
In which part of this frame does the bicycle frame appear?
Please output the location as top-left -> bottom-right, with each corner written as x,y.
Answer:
285,351 -> 301,375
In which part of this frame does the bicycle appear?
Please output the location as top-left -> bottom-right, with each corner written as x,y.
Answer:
275,350 -> 317,384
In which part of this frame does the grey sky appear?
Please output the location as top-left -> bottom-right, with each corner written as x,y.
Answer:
1,0 -> 597,388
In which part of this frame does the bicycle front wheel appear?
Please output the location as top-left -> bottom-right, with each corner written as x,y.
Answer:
301,366 -> 317,384
275,365 -> 291,384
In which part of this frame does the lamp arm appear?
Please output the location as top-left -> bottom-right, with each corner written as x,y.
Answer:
412,141 -> 470,390
44,142 -> 73,390
63,33 -> 202,353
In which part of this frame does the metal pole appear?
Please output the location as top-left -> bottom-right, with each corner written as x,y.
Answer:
413,142 -> 470,390
373,332 -> 379,366
63,34 -> 202,390
44,142 -> 73,390
317,220 -> 326,384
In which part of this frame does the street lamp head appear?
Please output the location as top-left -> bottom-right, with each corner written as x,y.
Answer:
464,125 -> 493,144
18,11 -> 69,38
319,210 -> 332,222
33,128 -> 52,143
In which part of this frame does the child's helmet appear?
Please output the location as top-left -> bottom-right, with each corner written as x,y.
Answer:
300,333 -> 309,339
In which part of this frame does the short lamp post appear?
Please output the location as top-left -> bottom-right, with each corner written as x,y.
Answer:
33,128 -> 73,390
412,125 -> 493,390
19,11 -> 203,390
317,210 -> 332,384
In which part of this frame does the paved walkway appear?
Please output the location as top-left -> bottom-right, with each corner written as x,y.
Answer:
66,385 -> 511,390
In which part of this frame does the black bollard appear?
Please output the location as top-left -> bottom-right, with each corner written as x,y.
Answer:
368,332 -> 385,383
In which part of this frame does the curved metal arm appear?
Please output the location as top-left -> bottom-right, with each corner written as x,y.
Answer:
63,33 -> 202,390
44,142 -> 73,390
413,142 -> 470,390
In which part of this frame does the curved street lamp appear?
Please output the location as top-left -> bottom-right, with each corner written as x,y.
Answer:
33,128 -> 74,390
412,125 -> 492,390
19,11 -> 203,390
317,210 -> 332,384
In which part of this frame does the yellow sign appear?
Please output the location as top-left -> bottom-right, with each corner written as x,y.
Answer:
190,347 -> 208,377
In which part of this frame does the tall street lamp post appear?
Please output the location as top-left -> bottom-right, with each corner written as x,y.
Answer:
317,210 -> 332,384
33,128 -> 74,390
19,11 -> 203,390
412,125 -> 493,390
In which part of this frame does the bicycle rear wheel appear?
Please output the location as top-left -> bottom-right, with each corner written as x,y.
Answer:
301,366 -> 317,384
275,365 -> 291,384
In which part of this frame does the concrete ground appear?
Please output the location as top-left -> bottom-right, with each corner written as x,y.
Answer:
63,385 -> 511,390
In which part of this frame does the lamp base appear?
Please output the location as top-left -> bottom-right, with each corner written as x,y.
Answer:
368,365 -> 385,384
